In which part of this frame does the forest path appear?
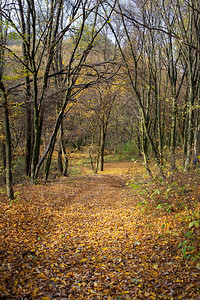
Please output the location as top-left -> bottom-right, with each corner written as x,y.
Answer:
0,164 -> 199,299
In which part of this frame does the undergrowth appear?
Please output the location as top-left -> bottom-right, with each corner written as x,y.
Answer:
128,171 -> 200,261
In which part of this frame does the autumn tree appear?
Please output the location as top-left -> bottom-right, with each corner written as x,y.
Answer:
152,0 -> 200,169
0,3 -> 14,199
103,0 -> 165,175
0,0 -> 118,182
177,0 -> 200,170
105,0 -> 200,174
35,1 -> 118,180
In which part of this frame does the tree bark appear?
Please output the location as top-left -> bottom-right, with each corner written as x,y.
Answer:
1,140 -> 6,184
0,84 -> 14,199
25,102 -> 32,176
57,145 -> 63,174
18,0 -> 32,176
193,123 -> 200,167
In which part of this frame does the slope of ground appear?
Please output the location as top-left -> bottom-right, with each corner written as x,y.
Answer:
0,162 -> 199,299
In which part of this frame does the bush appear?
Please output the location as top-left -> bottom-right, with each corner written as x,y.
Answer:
123,140 -> 137,154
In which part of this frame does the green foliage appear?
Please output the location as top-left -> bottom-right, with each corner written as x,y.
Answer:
0,188 -> 6,194
178,240 -> 195,259
129,171 -> 200,260
129,183 -> 142,190
68,165 -> 84,176
12,157 -> 26,184
123,140 -> 137,154
9,191 -> 20,206
7,31 -> 21,43
189,220 -> 199,229
104,153 -> 135,162
0,164 -> 5,181
156,203 -> 173,213
129,181 -> 150,198
178,226 -> 199,260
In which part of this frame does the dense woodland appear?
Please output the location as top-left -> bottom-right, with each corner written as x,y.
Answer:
0,0 -> 200,197
0,1 -> 200,299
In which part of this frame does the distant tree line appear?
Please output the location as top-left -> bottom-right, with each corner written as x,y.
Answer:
0,0 -> 199,198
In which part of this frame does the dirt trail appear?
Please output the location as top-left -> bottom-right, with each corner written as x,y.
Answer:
61,174 -> 129,205
0,166 -> 199,299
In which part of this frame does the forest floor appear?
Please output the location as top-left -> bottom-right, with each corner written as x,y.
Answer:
0,160 -> 200,299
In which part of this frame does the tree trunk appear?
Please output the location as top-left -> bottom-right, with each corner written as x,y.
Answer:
61,144 -> 69,177
99,126 -> 106,172
1,86 -> 14,199
57,122 -> 63,175
141,122 -> 152,176
60,123 -> 69,177
35,107 -> 66,180
170,95 -> 177,171
45,140 -> 56,180
31,110 -> 43,181
18,0 -> 32,177
1,140 -> 6,184
25,102 -> 32,176
31,75 -> 42,181
57,145 -> 63,174
184,69 -> 194,171
193,123 -> 200,168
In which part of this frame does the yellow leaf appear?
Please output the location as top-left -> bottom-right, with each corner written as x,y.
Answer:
31,288 -> 39,297
102,247 -> 108,251
65,272 -> 73,278
51,277 -> 59,282
172,232 -> 179,236
152,263 -> 158,269
196,263 -> 200,270
145,291 -> 150,297
7,263 -> 12,271
80,258 -> 87,262
14,279 -> 18,286
41,297 -> 51,300
150,292 -> 157,299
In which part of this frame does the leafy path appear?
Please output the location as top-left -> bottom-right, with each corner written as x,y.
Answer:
0,169 -> 200,299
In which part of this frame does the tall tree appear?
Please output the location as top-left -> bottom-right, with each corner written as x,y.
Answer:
0,0 -> 117,181
35,0 -> 118,180
18,0 -> 32,176
0,5 -> 14,199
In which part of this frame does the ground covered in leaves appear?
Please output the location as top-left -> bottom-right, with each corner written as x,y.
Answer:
0,162 -> 200,299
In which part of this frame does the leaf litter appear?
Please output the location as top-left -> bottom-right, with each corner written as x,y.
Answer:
0,163 -> 199,299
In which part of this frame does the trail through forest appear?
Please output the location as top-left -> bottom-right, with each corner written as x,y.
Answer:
0,162 -> 200,299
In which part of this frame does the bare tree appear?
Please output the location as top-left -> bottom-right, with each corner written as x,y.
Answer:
0,4 -> 14,199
